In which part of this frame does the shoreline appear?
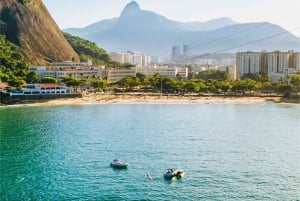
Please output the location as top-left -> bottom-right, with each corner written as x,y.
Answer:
1,93 -> 299,107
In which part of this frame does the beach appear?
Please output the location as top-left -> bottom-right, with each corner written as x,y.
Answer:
5,93 -> 298,106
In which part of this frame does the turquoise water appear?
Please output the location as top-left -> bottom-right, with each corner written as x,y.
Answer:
0,103 -> 300,200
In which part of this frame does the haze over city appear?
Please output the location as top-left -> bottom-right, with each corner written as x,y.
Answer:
43,0 -> 300,37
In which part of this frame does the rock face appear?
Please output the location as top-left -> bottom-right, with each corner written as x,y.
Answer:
0,0 -> 79,65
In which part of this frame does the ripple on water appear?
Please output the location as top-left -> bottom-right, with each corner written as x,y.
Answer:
0,104 -> 299,200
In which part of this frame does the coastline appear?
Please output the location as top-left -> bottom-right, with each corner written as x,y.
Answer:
1,93 -> 299,107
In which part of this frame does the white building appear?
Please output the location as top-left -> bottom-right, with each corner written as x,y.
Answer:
51,61 -> 92,66
267,51 -> 292,73
29,65 -> 106,81
10,84 -> 70,95
110,51 -> 151,66
136,66 -> 188,79
105,67 -> 188,83
110,52 -> 132,64
237,50 -> 299,82
294,52 -> 300,71
236,52 -> 261,78
106,69 -> 137,83
217,65 -> 237,80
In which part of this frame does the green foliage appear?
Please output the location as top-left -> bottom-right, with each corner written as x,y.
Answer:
90,79 -> 107,92
26,71 -> 39,83
241,73 -> 270,82
276,84 -> 294,97
0,34 -> 29,85
194,70 -> 228,81
63,32 -> 112,66
8,76 -> 26,89
117,76 -> 140,90
41,77 -> 58,84
60,75 -> 86,92
183,81 -> 199,92
63,32 -> 132,68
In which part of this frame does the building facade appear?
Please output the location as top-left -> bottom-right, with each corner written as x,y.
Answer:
110,51 -> 151,67
236,52 -> 261,78
172,45 -> 181,60
237,50 -> 299,81
29,62 -> 188,84
183,44 -> 191,57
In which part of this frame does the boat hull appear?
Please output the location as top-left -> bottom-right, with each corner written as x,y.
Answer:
110,163 -> 128,169
163,169 -> 184,179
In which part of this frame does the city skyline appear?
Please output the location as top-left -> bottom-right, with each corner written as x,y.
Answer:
43,0 -> 300,37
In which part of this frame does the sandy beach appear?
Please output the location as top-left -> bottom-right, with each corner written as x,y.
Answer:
5,93 -> 298,107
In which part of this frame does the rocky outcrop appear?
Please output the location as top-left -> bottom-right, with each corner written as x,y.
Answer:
0,0 -> 79,65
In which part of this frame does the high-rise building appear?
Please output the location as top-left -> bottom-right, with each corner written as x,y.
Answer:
267,51 -> 293,73
237,50 -> 299,82
236,52 -> 261,78
110,52 -> 132,64
172,45 -> 181,60
110,51 -> 151,66
183,44 -> 191,57
295,52 -> 300,71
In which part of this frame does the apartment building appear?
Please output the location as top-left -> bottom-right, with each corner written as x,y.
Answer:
267,51 -> 294,73
236,52 -> 261,78
237,50 -> 299,81
110,51 -> 151,66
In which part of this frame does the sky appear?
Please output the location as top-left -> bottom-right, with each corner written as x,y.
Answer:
42,0 -> 300,37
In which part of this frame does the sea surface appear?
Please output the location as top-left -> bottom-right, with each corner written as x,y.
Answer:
0,103 -> 299,200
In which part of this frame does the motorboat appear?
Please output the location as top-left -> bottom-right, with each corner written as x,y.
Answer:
110,159 -> 128,169
163,169 -> 184,179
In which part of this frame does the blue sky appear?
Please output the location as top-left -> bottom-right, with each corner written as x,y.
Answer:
43,0 -> 300,37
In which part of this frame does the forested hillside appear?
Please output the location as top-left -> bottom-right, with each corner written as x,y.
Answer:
63,32 -> 134,68
0,35 -> 38,87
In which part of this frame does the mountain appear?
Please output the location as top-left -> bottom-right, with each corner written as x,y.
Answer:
65,1 -> 300,56
179,17 -> 236,32
0,0 -> 79,65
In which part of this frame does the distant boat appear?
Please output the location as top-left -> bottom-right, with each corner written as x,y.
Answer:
110,159 -> 128,169
163,169 -> 184,179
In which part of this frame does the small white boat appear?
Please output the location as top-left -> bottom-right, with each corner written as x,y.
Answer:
110,159 -> 128,169
163,169 -> 184,179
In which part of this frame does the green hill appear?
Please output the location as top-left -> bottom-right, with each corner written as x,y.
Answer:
0,35 -> 38,87
63,32 -> 133,68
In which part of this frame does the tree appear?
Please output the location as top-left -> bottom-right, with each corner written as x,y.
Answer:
117,76 -> 140,91
290,74 -> 300,93
61,75 -> 85,92
163,78 -> 181,93
26,71 -> 39,83
276,84 -> 293,97
219,81 -> 231,93
195,70 -> 228,81
183,81 -> 199,93
8,77 -> 26,89
41,77 -> 58,84
90,79 -> 107,92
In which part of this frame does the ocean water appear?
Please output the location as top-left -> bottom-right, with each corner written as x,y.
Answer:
0,103 -> 299,200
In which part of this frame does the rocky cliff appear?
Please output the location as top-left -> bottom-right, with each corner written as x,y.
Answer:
0,0 -> 79,65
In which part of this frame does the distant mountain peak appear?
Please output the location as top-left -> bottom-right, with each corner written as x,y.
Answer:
120,1 -> 141,17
